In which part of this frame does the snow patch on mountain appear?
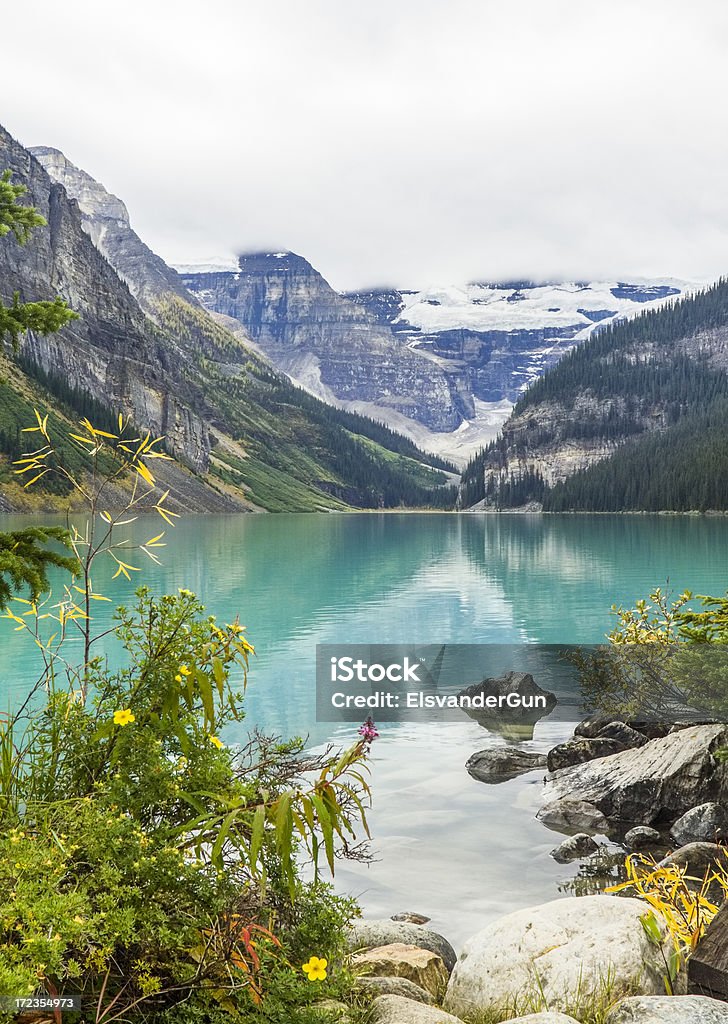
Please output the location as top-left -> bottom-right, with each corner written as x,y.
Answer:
396,278 -> 698,335
174,256 -> 241,274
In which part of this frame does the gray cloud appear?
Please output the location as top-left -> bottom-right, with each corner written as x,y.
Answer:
5,0 -> 728,288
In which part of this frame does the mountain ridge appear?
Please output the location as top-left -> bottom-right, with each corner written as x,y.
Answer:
0,129 -> 455,512
182,258 -> 693,465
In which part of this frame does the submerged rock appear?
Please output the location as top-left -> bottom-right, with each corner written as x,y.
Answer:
670,802 -> 728,846
550,832 -> 600,863
467,747 -> 547,783
542,725 -> 728,827
347,919 -> 457,974
606,994 -> 728,1022
444,895 -> 670,1018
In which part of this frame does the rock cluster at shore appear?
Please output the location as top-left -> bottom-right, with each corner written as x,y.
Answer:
338,679 -> 728,1023
347,903 -> 728,1023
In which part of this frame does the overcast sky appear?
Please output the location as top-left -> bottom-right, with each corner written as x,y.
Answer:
5,0 -> 728,289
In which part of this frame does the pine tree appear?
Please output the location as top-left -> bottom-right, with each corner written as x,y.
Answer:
0,169 -> 77,347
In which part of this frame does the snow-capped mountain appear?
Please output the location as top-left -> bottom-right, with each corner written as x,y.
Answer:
181,257 -> 696,465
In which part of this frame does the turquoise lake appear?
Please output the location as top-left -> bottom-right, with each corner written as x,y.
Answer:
1,512 -> 727,944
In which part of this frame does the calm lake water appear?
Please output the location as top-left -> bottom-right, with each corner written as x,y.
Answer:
1,512 -> 727,945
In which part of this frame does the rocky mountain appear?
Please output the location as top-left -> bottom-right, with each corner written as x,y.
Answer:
346,280 -> 691,403
180,253 -> 464,432
183,261 -> 691,465
0,128 -> 454,512
459,278 -> 728,511
30,147 -> 194,312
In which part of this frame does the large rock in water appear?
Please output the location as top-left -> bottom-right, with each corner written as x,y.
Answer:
606,994 -> 728,1022
458,672 -> 557,739
466,747 -> 547,783
538,798 -> 609,834
670,802 -> 728,845
541,725 -> 728,828
443,896 -> 670,1017
347,920 -> 457,974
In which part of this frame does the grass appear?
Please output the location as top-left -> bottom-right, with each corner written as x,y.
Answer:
454,967 -> 640,1024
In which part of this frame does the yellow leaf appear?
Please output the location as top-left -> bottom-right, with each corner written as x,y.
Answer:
135,461 -> 155,486
24,470 -> 50,488
155,507 -> 179,526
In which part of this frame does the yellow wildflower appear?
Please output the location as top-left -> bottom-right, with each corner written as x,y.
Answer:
302,956 -> 327,982
113,708 -> 135,726
178,665 -> 191,676
209,736 -> 224,749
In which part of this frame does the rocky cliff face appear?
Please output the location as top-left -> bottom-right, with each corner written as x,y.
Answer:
30,147 -> 195,313
182,254 -> 465,431
0,127 -> 216,480
182,259 -> 691,457
2,131 -> 453,512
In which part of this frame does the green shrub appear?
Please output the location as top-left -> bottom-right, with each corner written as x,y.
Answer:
0,589 -> 370,1022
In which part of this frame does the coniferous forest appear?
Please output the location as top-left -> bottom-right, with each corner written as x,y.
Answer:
460,278 -> 728,511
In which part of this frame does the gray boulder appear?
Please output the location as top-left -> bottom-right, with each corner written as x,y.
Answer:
347,919 -> 457,974
670,802 -> 728,845
371,994 -> 465,1023
606,994 -> 728,1022
467,747 -> 547,783
597,721 -> 648,749
444,895 -> 670,1018
537,798 -> 610,834
547,738 -> 624,772
550,833 -> 599,863
659,842 -> 728,875
458,672 -> 556,736
356,975 -> 433,1003
574,711 -> 624,738
624,826 -> 662,850
542,724 -> 728,826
